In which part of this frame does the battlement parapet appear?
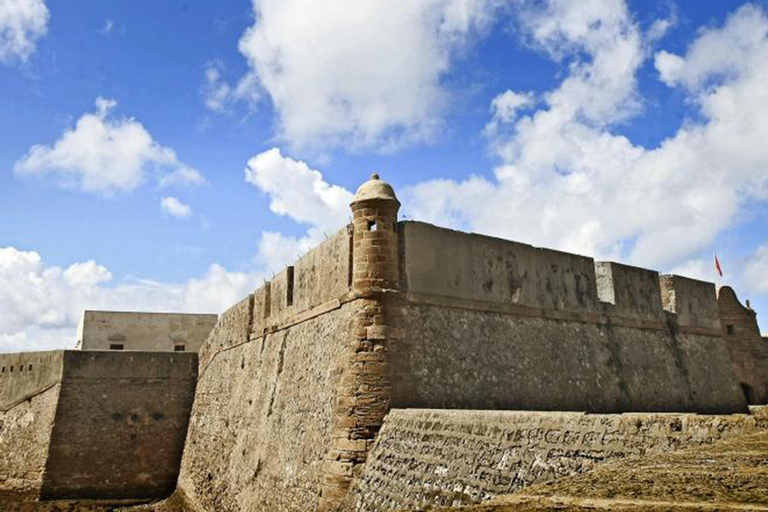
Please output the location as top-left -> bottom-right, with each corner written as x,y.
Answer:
0,351 -> 63,411
661,275 -> 721,330
251,227 -> 352,334
595,261 -> 665,323
399,221 -> 600,316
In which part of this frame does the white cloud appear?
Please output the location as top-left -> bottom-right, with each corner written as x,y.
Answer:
245,147 -> 354,270
202,61 -> 260,113
233,0 -> 501,152
0,0 -> 49,64
160,196 -> 193,218
403,2 -> 768,272
101,18 -> 114,35
484,89 -> 535,137
744,244 -> 768,294
14,97 -> 204,195
0,246 -> 261,353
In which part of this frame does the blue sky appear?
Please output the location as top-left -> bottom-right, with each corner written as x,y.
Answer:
2,0 -> 768,351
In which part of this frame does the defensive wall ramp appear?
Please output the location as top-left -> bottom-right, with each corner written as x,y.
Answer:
341,408 -> 768,511
0,350 -> 197,504
419,407 -> 768,512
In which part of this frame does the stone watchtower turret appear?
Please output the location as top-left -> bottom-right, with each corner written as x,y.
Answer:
350,173 -> 400,294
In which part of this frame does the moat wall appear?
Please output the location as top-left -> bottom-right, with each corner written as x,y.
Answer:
0,351 -> 197,502
342,408 -> 768,511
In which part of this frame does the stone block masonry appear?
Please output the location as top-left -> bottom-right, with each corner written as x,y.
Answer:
0,351 -> 197,502
342,408 -> 768,511
718,286 -> 768,404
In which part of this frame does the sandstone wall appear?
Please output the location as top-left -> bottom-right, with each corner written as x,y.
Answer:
0,352 -> 64,499
718,286 -> 768,403
177,302 -> 359,512
343,408 -> 768,511
40,351 -> 198,500
393,222 -> 745,414
388,303 -> 744,413
400,222 -> 599,315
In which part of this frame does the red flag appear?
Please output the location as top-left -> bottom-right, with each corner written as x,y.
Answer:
715,254 -> 723,277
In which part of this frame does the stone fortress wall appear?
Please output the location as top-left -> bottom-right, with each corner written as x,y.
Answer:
3,174 -> 768,511
0,351 -> 198,501
173,175 -> 760,512
717,285 -> 768,404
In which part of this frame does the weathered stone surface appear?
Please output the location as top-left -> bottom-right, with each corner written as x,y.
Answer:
0,351 -> 197,502
388,303 -> 746,414
176,303 -> 358,512
718,286 -> 768,404
343,408 -> 768,512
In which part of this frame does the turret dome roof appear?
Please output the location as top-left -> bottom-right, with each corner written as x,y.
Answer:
352,173 -> 399,204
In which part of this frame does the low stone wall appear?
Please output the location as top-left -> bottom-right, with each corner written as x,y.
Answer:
0,351 -> 198,504
40,351 -> 198,500
342,408 -> 768,511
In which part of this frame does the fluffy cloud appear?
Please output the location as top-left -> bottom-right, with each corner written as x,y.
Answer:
202,61 -> 260,113
14,97 -> 204,195
245,147 -> 353,270
404,1 -> 768,271
0,246 -> 261,352
160,196 -> 193,218
744,244 -> 768,294
230,0 -> 501,152
0,0 -> 49,64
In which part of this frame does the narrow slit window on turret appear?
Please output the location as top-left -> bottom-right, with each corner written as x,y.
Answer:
367,220 -> 378,231
726,324 -> 735,335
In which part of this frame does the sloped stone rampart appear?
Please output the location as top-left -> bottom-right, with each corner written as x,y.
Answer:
343,409 -> 768,512
176,302 -> 359,512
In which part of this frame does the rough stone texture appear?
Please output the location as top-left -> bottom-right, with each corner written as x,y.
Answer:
343,408 -> 768,512
176,303 -> 358,512
77,312 -> 217,353
41,351 -> 198,500
0,384 -> 61,499
400,222 -> 599,315
660,275 -> 721,330
1,352 -> 64,410
197,294 -> 253,372
292,228 -> 352,312
718,286 -> 768,404
595,262 -> 664,322
0,351 -> 197,504
388,303 -> 746,414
